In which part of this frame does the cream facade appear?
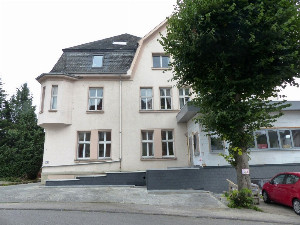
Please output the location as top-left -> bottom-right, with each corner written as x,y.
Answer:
37,21 -> 189,183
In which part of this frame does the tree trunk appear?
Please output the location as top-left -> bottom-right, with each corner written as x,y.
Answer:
235,150 -> 251,190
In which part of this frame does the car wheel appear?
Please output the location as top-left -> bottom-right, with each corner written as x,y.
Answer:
293,199 -> 300,215
262,191 -> 270,203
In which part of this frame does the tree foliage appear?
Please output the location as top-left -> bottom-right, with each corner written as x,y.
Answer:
161,0 -> 300,189
0,82 -> 44,179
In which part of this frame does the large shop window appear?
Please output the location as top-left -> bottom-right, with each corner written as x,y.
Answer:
253,128 -> 300,150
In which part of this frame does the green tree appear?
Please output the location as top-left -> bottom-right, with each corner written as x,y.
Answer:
0,83 -> 44,179
161,0 -> 300,190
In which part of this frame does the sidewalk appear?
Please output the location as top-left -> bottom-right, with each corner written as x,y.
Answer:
0,183 -> 299,224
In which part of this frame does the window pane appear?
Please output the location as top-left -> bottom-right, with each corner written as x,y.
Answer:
106,132 -> 111,141
279,130 -> 292,149
99,132 -> 104,141
211,136 -> 223,151
268,130 -> 279,148
161,98 -> 165,109
292,130 -> 300,147
52,86 -> 58,95
147,98 -> 152,109
78,144 -> 84,158
142,132 -> 147,140
166,98 -> 171,109
78,133 -> 84,141
85,144 -> 90,157
161,131 -> 166,140
89,88 -> 96,97
96,88 -> 103,97
106,144 -> 111,157
179,98 -> 185,109
148,143 -> 154,156
272,174 -> 285,184
146,89 -> 152,97
161,56 -> 169,68
160,88 -> 165,96
148,131 -> 153,140
141,98 -> 146,109
168,142 -> 174,155
88,99 -> 95,110
168,131 -> 173,140
140,89 -> 146,97
166,89 -> 171,96
85,133 -> 90,141
153,56 -> 160,68
286,175 -> 299,184
162,142 -> 167,155
142,143 -> 147,156
92,56 -> 103,67
96,99 -> 102,110
256,130 -> 268,149
99,144 -> 104,157
51,97 -> 57,109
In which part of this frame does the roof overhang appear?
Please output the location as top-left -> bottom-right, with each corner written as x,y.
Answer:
176,101 -> 300,123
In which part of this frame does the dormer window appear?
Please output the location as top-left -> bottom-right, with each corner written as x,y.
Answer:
152,54 -> 170,68
92,55 -> 103,67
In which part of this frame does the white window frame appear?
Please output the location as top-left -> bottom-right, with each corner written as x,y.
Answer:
50,85 -> 58,110
141,131 -> 154,158
92,55 -> 103,67
179,88 -> 190,109
88,87 -> 103,111
140,88 -> 153,110
77,132 -> 91,159
253,128 -> 300,150
152,54 -> 170,68
160,88 -> 172,110
162,130 -> 174,157
98,131 -> 111,159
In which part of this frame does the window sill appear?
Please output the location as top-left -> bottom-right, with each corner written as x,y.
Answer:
210,150 -> 224,154
139,110 -> 180,113
48,109 -> 57,112
86,110 -> 104,114
141,157 -> 177,161
151,67 -> 171,70
250,148 -> 300,152
75,158 -> 112,163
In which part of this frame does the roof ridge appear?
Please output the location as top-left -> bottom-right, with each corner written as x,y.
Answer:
63,33 -> 141,51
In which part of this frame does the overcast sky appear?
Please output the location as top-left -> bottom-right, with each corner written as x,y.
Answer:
0,0 -> 298,110
0,0 -> 176,107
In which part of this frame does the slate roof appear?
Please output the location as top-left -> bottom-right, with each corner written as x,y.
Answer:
49,33 -> 141,75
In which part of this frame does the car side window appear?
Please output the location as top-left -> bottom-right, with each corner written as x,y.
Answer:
286,175 -> 300,184
271,174 -> 286,184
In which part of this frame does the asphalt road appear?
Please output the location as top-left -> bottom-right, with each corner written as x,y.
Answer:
0,209 -> 278,225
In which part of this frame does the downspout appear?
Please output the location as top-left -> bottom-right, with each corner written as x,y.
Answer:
119,75 -> 122,170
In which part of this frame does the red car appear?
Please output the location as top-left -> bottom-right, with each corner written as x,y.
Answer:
262,172 -> 300,215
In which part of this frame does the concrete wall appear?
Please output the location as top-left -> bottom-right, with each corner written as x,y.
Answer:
147,164 -> 300,193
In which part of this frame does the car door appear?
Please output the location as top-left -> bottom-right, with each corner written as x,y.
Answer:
268,174 -> 286,203
279,174 -> 300,206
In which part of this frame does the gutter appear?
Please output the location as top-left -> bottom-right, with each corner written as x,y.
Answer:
119,74 -> 123,170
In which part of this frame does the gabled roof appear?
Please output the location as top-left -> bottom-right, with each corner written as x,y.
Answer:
63,33 -> 141,52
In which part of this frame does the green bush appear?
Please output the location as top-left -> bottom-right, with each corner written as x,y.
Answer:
225,188 -> 262,211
